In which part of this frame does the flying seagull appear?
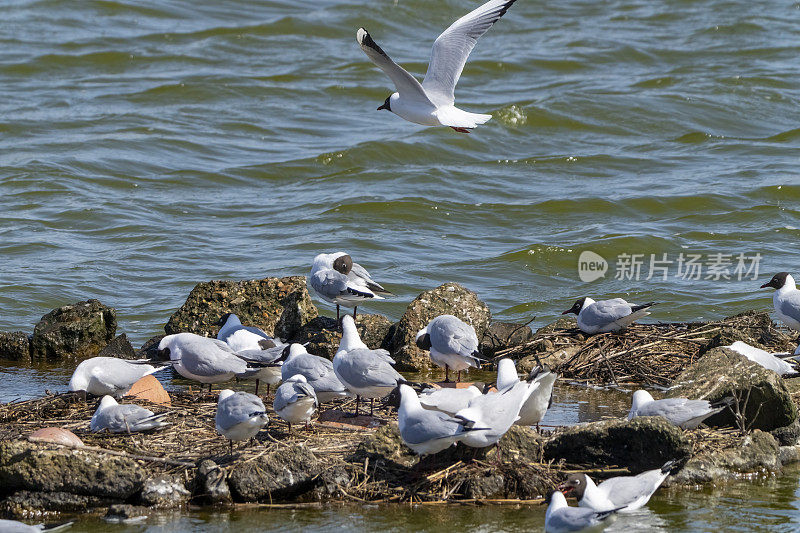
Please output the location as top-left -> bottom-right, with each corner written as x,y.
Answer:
356,0 -> 518,133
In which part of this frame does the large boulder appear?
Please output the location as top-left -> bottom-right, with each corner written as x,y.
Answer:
164,276 -> 317,340
668,347 -> 797,432
291,314 -> 393,359
0,332 -> 31,361
670,430 -> 780,484
701,311 -> 797,353
0,441 -> 145,499
389,283 -> 492,371
517,317 -> 581,373
227,445 -> 324,502
97,333 -> 136,360
543,417 -> 691,473
30,300 -> 117,360
479,321 -> 535,357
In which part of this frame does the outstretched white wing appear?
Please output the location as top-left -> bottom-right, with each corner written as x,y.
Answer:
422,0 -> 517,106
357,28 -> 432,104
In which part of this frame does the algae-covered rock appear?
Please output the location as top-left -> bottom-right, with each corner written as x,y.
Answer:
543,417 -> 691,472
518,317 -> 580,373
30,300 -> 117,360
670,430 -> 780,484
389,283 -> 491,371
291,314 -> 393,360
669,347 -> 797,431
353,424 -> 418,468
165,276 -> 317,340
702,311 -> 796,353
772,420 -> 800,446
140,474 -> 190,508
0,332 -> 31,361
97,333 -> 136,360
227,445 -> 323,502
0,441 -> 145,499
479,321 -> 535,357
0,490 -> 115,517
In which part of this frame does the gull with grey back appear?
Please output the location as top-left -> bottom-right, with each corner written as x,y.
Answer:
273,374 -> 318,430
627,390 -> 732,430
215,389 -> 269,450
416,314 -> 484,382
308,252 -> 392,321
281,343 -> 351,403
563,297 -> 655,334
761,272 -> 800,331
90,395 -> 169,433
544,490 -> 620,533
69,356 -> 171,398
357,0 -> 518,133
333,315 -> 403,416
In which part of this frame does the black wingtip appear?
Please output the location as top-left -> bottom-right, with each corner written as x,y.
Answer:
661,459 -> 682,474
631,301 -> 656,312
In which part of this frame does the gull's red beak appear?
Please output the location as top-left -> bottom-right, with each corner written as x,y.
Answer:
760,282 -> 770,288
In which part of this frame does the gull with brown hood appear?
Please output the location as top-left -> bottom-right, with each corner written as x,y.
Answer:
562,297 -> 654,335
760,272 -> 800,331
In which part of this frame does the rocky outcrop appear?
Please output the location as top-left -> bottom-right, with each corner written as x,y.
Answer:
543,417 -> 691,473
669,347 -> 797,432
670,430 -> 781,484
30,300 -> 117,360
518,317 -> 580,373
479,321 -> 535,357
0,490 -> 116,518
227,445 -> 326,502
140,475 -> 190,508
0,441 -> 145,499
291,314 -> 393,359
0,332 -> 30,361
701,310 -> 796,353
389,283 -> 491,371
164,276 -> 317,340
97,333 -> 136,360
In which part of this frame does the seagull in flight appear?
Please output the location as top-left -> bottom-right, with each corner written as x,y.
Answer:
356,0 -> 518,133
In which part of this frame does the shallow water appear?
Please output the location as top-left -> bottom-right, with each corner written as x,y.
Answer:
3,0 -> 800,529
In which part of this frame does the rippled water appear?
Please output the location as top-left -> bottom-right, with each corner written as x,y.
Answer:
2,0 -> 800,529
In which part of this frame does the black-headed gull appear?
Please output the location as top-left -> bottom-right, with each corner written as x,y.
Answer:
628,390 -> 732,430
454,361 -> 537,447
280,343 -> 351,403
419,384 -> 483,416
761,272 -> 800,331
562,297 -> 654,334
217,313 -> 278,352
727,341 -> 798,377
273,374 -> 318,431
0,520 -> 74,532
559,460 -> 678,513
357,0 -> 518,133
544,490 -> 619,533
395,384 -> 481,455
90,396 -> 169,433
308,252 -> 392,321
416,314 -> 485,382
333,315 -> 403,416
496,360 -> 558,430
215,389 -> 269,450
69,357 -> 171,398
158,333 -> 275,392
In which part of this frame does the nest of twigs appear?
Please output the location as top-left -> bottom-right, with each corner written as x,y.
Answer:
492,311 -> 796,387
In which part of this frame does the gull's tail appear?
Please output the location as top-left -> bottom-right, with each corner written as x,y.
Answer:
436,106 -> 492,129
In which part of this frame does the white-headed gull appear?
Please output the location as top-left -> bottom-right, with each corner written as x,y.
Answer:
454,361 -> 537,447
273,374 -> 318,431
90,396 -> 169,433
628,390 -> 732,430
215,389 -> 269,450
333,315 -> 403,416
308,252 -> 392,321
217,313 -> 278,352
559,460 -> 678,513
496,360 -> 558,430
761,272 -> 800,331
416,314 -> 485,382
281,343 -> 351,403
357,0 -> 518,133
544,490 -> 619,533
395,384 -> 481,455
0,520 -> 74,532
419,384 -> 483,416
69,357 -> 170,398
158,333 -> 274,392
563,297 -> 654,334
727,341 -> 798,377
